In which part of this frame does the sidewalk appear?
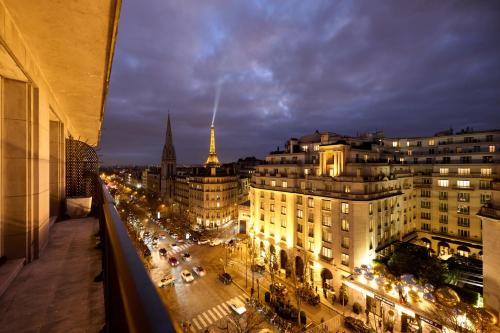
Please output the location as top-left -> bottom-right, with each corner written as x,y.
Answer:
226,256 -> 356,332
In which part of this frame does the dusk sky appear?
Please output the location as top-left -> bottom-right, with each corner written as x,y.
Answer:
100,1 -> 500,166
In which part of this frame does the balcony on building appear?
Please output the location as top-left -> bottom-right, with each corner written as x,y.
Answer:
0,1 -> 176,332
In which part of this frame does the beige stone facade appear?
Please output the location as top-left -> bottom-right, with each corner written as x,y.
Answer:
250,130 -> 498,289
0,1 -> 120,262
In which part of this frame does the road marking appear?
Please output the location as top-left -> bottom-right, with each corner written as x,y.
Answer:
221,303 -> 230,313
192,318 -> 202,330
208,307 -> 221,321
190,325 -> 196,333
211,307 -> 223,319
207,309 -> 218,321
197,315 -> 207,328
202,312 -> 212,325
217,304 -> 228,316
237,295 -> 247,303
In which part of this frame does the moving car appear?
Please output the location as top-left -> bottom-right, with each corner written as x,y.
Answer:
192,266 -> 206,277
210,238 -> 222,246
182,252 -> 192,261
228,298 -> 247,315
158,275 -> 176,288
170,243 -> 178,249
181,270 -> 194,283
198,238 -> 210,245
159,248 -> 167,256
168,256 -> 179,267
219,272 -> 232,284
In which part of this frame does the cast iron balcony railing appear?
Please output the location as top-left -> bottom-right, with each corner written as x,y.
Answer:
97,180 -> 177,333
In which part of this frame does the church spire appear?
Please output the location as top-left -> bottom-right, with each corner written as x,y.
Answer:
205,124 -> 220,167
162,113 -> 176,161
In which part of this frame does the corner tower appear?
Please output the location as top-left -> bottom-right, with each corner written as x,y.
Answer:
161,113 -> 176,201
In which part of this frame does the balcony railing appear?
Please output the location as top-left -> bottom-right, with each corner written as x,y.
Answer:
98,180 -> 177,333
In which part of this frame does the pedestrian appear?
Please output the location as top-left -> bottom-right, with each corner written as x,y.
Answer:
251,287 -> 255,298
323,288 -> 327,298
315,286 -> 318,293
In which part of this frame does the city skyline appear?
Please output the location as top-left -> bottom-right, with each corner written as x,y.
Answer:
100,1 -> 500,165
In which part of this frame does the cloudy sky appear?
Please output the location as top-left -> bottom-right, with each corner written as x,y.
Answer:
99,1 -> 500,165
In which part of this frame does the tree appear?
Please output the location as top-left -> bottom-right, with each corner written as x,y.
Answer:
428,302 -> 499,333
219,307 -> 266,333
289,248 -> 313,326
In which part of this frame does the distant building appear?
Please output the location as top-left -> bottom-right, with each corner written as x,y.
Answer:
141,166 -> 161,193
161,117 -> 251,229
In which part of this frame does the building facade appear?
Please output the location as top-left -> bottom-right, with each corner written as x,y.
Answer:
249,129 -> 498,290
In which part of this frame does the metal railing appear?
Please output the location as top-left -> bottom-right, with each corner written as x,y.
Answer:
98,181 -> 178,333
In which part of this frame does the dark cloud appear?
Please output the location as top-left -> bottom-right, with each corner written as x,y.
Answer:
100,0 -> 500,165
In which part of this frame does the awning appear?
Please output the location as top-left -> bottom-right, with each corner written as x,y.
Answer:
321,268 -> 333,280
420,237 -> 431,244
457,245 -> 470,252
438,241 -> 450,248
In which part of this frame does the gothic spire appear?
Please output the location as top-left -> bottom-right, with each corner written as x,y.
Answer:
162,113 -> 176,161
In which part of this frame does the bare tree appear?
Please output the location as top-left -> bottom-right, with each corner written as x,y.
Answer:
221,307 -> 267,333
289,248 -> 313,326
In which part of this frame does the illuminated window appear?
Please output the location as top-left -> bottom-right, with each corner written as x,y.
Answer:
304,169 -> 310,175
322,200 -> 331,210
313,144 -> 320,151
341,219 -> 349,231
344,185 -> 351,193
297,209 -> 303,219
481,168 -> 492,176
302,145 -> 308,152
281,218 -> 287,228
281,206 -> 287,215
322,214 -> 332,227
392,141 -> 398,147
489,145 -> 495,153
270,204 -> 275,212
438,179 -> 449,187
457,180 -> 470,188
341,202 -> 349,214
458,168 -> 470,175
428,139 -> 435,146
406,141 -> 410,147
321,246 -> 332,258
308,197 -> 314,208
439,168 -> 449,175
341,237 -> 350,249
282,181 -> 288,188
271,180 -> 276,187
308,240 -> 315,252
341,254 -> 349,266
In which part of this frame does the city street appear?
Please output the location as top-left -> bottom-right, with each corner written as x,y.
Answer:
143,221 -> 254,332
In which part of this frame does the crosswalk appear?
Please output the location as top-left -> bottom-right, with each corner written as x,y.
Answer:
183,294 -> 248,332
167,243 -> 191,255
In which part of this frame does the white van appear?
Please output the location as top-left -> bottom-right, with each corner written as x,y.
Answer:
228,298 -> 247,315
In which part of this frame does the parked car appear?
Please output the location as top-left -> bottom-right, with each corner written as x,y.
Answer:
270,282 -> 288,296
168,256 -> 179,267
171,243 -> 178,248
158,275 -> 176,288
210,238 -> 222,246
193,266 -> 206,277
219,272 -> 232,284
198,238 -> 210,245
181,270 -> 195,283
144,248 -> 151,257
182,252 -> 191,261
159,248 -> 167,256
228,298 -> 247,315
171,233 -> 178,239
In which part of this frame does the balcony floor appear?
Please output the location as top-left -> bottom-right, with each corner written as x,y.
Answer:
0,217 -> 103,333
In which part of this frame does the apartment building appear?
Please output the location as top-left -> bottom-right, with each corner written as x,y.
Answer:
249,129 -> 498,288
382,128 -> 499,259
